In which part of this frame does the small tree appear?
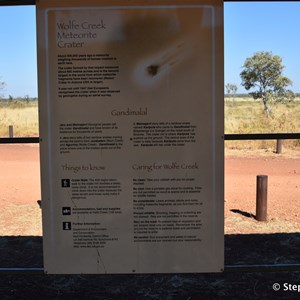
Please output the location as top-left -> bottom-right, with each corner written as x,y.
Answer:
8,95 -> 14,104
0,79 -> 5,99
240,51 -> 294,116
24,95 -> 30,103
225,83 -> 238,105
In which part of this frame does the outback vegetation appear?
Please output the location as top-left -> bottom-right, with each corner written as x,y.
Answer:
224,51 -> 299,151
0,50 -> 299,151
0,96 -> 39,137
0,95 -> 299,151
225,97 -> 300,150
240,51 -> 294,117
225,83 -> 238,106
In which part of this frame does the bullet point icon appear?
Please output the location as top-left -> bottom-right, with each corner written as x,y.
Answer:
63,222 -> 71,230
62,207 -> 71,215
61,179 -> 70,188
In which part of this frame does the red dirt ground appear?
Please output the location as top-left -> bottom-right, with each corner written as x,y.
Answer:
225,151 -> 300,234
0,144 -> 299,236
1,144 -> 300,299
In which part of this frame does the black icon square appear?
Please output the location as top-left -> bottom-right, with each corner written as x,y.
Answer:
61,179 -> 70,188
62,207 -> 71,215
63,222 -> 71,230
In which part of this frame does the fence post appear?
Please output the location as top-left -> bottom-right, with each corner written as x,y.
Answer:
8,125 -> 14,138
276,139 -> 283,154
256,175 -> 268,221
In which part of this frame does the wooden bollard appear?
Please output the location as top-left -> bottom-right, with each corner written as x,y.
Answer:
8,125 -> 14,138
276,139 -> 283,154
256,175 -> 268,221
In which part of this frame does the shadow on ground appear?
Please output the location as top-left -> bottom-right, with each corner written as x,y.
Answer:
230,209 -> 256,219
1,233 -> 300,299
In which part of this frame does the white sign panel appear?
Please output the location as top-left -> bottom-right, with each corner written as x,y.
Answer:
37,0 -> 224,274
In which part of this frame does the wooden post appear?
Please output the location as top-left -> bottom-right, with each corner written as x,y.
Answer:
276,139 -> 283,154
8,125 -> 14,138
256,175 -> 268,221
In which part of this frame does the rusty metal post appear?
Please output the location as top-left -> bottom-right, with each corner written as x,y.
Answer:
276,139 -> 283,154
8,125 -> 13,138
256,175 -> 268,221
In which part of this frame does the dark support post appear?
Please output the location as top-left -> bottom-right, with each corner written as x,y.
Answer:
276,139 -> 283,154
256,175 -> 268,221
8,125 -> 13,138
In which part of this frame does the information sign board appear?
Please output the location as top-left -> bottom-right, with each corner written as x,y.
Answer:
37,0 -> 224,274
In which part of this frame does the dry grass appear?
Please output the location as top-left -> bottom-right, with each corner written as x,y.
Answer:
0,101 -> 39,137
225,97 -> 300,151
0,98 -> 299,150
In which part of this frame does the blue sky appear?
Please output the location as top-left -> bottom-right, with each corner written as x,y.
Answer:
225,2 -> 300,94
1,2 -> 300,97
0,6 -> 37,98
